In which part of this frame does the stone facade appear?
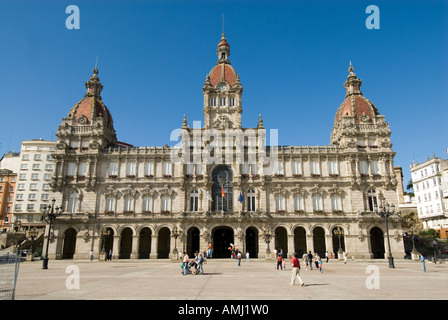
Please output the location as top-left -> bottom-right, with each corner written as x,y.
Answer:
44,34 -> 404,261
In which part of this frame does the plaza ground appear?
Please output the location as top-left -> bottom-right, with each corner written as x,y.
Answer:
11,256 -> 448,301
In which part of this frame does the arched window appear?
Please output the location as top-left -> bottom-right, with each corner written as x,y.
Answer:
211,165 -> 233,212
68,191 -> 78,214
247,189 -> 256,212
190,189 -> 199,212
367,188 -> 378,211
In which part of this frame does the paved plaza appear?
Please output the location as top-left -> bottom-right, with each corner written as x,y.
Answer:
12,257 -> 448,301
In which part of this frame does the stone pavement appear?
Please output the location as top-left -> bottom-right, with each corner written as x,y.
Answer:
12,257 -> 448,301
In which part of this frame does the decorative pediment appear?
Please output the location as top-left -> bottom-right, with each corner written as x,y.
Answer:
309,184 -> 324,195
328,184 -> 342,195
159,184 -> 174,198
141,185 -> 155,197
104,186 -> 119,198
272,184 -> 286,196
122,185 -> 137,197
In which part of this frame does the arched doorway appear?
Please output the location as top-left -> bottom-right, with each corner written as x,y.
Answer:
245,227 -> 258,258
332,227 -> 346,258
119,227 -> 133,259
211,165 -> 234,213
370,227 -> 385,259
187,227 -> 200,257
139,227 -> 152,259
157,227 -> 171,259
274,227 -> 288,256
212,227 -> 234,258
294,227 -> 307,257
62,228 -> 77,259
313,227 -> 326,257
102,228 -> 114,258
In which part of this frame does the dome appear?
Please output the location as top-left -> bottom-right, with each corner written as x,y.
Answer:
334,63 -> 380,124
67,67 -> 114,127
209,64 -> 237,87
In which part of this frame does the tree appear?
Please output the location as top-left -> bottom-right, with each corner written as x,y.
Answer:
402,211 -> 423,252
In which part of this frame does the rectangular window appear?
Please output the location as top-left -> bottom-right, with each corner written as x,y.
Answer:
16,194 -> 23,200
78,162 -> 87,176
105,197 -> 115,212
19,174 -> 26,180
219,97 -> 226,107
28,194 -> 36,200
275,196 -> 285,211
15,204 -> 22,211
370,161 -> 379,175
229,97 -> 235,107
328,161 -> 338,175
124,197 -> 134,212
126,162 -> 136,176
20,164 -> 28,170
163,162 -> 172,176
30,183 -> 37,190
67,162 -> 76,176
144,162 -> 154,176
241,163 -> 249,175
34,154 -> 41,160
108,162 -> 118,176
359,161 -> 368,175
45,164 -> 53,170
44,174 -> 52,180
313,194 -> 323,211
42,184 -> 50,191
32,164 -> 40,170
22,154 -> 29,160
142,196 -> 152,212
27,204 -> 34,211
161,196 -> 171,212
331,195 -> 342,211
310,161 -> 320,175
274,161 -> 284,175
41,194 -> 49,200
294,195 -> 304,211
31,173 -> 39,180
196,163 -> 203,175
292,160 -> 302,175
186,163 -> 194,175
210,97 -> 216,107
17,183 -> 25,190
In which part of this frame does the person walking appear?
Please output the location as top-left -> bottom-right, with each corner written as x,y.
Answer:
302,252 -> 309,270
343,251 -> 347,264
89,250 -> 93,261
314,253 -> 319,269
307,251 -> 313,270
419,253 -> 426,272
182,252 -> 189,275
246,251 -> 250,263
325,251 -> 329,263
276,254 -> 283,270
282,258 -> 286,270
197,252 -> 204,275
237,251 -> 242,266
290,253 -> 305,286
317,256 -> 323,273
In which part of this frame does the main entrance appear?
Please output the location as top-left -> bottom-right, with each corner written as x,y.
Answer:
212,227 -> 234,258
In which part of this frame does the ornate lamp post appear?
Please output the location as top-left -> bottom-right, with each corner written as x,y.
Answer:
264,228 -> 272,259
334,227 -> 344,259
42,198 -> 63,269
374,198 -> 396,269
12,220 -> 22,255
172,226 -> 179,258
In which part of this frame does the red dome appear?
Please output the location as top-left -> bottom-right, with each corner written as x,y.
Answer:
68,96 -> 114,127
334,95 -> 379,124
209,64 -> 237,87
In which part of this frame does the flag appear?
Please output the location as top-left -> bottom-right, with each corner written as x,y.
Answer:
222,186 -> 225,197
238,192 -> 243,203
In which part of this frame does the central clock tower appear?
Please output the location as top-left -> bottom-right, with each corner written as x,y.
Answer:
202,33 -> 243,129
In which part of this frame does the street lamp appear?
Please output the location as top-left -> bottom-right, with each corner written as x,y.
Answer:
334,227 -> 344,259
41,198 -> 63,269
172,226 -> 179,259
26,228 -> 38,261
374,198 -> 396,269
264,228 -> 272,258
100,229 -> 111,261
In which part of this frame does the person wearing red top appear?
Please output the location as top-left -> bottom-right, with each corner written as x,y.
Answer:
290,253 -> 305,286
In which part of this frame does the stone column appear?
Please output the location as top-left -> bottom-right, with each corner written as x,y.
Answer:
150,235 -> 158,259
287,234 -> 295,258
131,235 -> 139,259
113,235 -> 120,260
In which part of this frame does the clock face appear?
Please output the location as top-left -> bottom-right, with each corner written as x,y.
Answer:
218,83 -> 227,92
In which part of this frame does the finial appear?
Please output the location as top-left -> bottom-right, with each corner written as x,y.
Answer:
348,61 -> 354,73
257,114 -> 264,129
182,114 -> 189,129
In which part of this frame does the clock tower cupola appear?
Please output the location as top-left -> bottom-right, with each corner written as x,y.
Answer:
203,33 -> 243,129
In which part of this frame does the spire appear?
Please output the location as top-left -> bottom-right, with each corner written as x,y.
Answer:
182,114 -> 189,129
257,114 -> 264,129
344,62 -> 362,97
217,33 -> 231,64
85,66 -> 103,99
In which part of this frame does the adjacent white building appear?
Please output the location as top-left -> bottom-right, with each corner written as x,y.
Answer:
12,139 -> 57,229
410,154 -> 448,237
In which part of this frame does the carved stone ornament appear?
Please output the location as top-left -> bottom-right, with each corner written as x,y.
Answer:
89,141 -> 100,150
213,115 -> 234,129
359,112 -> 370,123
56,142 -> 67,150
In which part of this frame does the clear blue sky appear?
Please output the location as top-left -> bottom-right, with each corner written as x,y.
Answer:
0,0 -> 447,186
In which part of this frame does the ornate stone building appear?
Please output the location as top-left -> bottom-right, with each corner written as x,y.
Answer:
46,34 -> 404,261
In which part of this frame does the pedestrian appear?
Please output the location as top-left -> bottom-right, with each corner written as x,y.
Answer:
193,252 -> 199,274
237,252 -> 242,266
203,250 -> 207,264
89,250 -> 93,261
419,253 -> 426,272
197,252 -> 204,275
318,256 -> 323,273
246,251 -> 250,263
343,251 -> 347,264
302,252 -> 309,270
314,253 -> 319,269
325,251 -> 329,263
290,253 -> 305,286
276,254 -> 283,270
182,252 -> 189,275
108,249 -> 112,261
282,258 -> 286,270
307,251 -> 313,270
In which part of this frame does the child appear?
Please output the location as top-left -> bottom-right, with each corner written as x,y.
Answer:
282,258 -> 286,270
318,257 -> 323,273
